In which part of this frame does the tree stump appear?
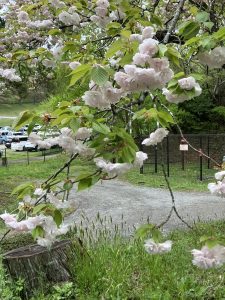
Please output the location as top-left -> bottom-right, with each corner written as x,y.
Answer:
3,240 -> 75,298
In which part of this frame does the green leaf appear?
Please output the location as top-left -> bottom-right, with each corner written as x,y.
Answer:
205,239 -> 220,249
135,224 -> 154,238
173,72 -> 185,79
179,21 -> 200,40
199,36 -> 216,50
119,52 -> 133,65
157,111 -> 175,124
184,36 -> 201,46
196,11 -> 209,23
189,73 -> 205,81
204,22 -> 214,30
33,204 -> 49,214
13,111 -> 34,131
63,180 -> 73,191
53,209 -> 63,227
48,28 -> 61,35
158,44 -> 167,57
32,225 -> 44,240
70,118 -> 81,133
105,39 -> 123,59
11,182 -> 34,199
213,27 -> 225,41
27,116 -> 42,135
93,122 -> 111,135
78,178 -> 93,191
151,14 -> 163,27
69,64 -> 91,87
166,47 -> 181,68
91,66 -> 109,86
120,30 -> 131,38
120,146 -> 136,163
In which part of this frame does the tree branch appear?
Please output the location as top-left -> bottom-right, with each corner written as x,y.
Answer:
163,0 -> 186,44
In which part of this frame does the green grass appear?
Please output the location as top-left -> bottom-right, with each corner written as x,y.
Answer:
73,220 -> 225,300
0,103 -> 38,126
0,103 -> 37,117
5,148 -> 61,161
0,220 -> 225,299
121,163 -> 216,192
0,154 -> 92,232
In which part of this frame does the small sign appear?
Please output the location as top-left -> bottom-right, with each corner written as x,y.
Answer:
180,144 -> 188,151
0,145 -> 6,150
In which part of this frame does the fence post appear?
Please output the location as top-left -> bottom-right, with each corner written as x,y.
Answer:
207,135 -> 210,169
43,150 -> 46,163
27,151 -> 30,165
199,136 -> 203,181
166,136 -> 170,177
181,151 -> 185,171
154,145 -> 158,173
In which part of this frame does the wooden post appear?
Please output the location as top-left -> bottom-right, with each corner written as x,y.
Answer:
3,240 -> 74,298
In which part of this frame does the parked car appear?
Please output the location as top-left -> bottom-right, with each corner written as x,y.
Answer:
22,124 -> 42,133
23,141 -> 38,151
11,136 -> 28,151
5,132 -> 24,148
2,126 -> 12,131
0,130 -> 13,144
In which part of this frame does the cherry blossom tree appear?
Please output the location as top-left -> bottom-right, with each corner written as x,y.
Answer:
0,0 -> 225,267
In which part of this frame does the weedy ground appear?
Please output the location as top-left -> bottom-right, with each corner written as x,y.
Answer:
0,219 -> 225,300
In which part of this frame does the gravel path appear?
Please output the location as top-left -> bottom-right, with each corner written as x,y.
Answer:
70,180 -> 225,232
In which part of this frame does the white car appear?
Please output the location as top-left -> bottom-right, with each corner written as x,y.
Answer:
11,141 -> 27,151
23,141 -> 38,151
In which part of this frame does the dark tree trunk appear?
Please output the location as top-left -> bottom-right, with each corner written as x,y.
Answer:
3,240 -> 75,298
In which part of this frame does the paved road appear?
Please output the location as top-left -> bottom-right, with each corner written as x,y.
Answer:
70,180 -> 225,233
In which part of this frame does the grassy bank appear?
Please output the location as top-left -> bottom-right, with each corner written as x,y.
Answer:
0,154 -> 91,232
121,163 -> 216,192
0,220 -> 225,299
0,103 -> 37,117
0,103 -> 38,127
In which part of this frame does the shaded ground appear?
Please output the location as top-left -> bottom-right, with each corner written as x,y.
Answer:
71,180 -> 225,232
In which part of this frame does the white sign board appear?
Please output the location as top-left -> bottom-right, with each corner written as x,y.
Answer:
180,144 -> 188,151
0,145 -> 6,150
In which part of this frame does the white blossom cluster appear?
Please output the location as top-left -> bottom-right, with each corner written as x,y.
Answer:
192,245 -> 225,269
17,11 -> 53,29
0,68 -> 22,82
114,29 -> 173,93
162,76 -> 202,104
29,127 -> 94,156
82,81 -> 126,109
58,6 -> 80,27
142,128 -> 169,146
90,0 -> 111,28
0,185 -> 77,247
109,9 -> 126,22
28,19 -> 53,29
130,26 -> 155,43
208,171 -> 225,197
94,151 -> 148,177
49,0 -> 66,9
144,239 -> 172,254
0,212 -> 71,248
198,46 -> 225,69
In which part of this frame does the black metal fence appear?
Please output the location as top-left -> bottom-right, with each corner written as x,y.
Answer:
142,134 -> 225,181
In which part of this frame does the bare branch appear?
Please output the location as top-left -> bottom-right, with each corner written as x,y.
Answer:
163,0 -> 186,44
